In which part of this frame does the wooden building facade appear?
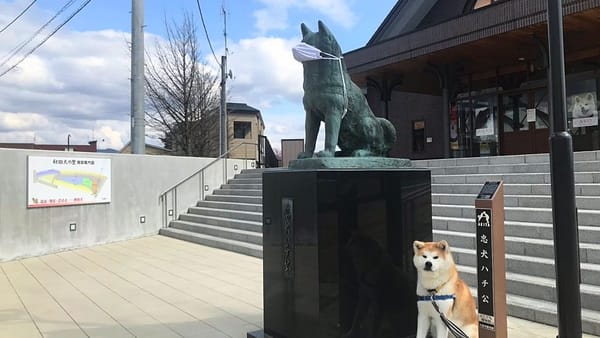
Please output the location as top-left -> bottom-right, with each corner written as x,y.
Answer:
345,0 -> 600,159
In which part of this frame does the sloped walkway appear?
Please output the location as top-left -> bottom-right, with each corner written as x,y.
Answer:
0,236 -> 597,338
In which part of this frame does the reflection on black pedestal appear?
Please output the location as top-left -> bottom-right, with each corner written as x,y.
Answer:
259,169 -> 432,338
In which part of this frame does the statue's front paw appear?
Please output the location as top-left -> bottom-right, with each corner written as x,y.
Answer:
316,150 -> 335,158
352,149 -> 376,157
297,152 -> 314,159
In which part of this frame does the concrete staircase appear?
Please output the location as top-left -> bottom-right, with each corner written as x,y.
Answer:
160,153 -> 600,335
412,151 -> 600,336
159,169 -> 264,258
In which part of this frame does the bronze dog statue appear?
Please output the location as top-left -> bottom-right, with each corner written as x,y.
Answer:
293,21 -> 396,158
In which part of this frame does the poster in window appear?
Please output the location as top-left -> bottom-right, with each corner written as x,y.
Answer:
27,156 -> 111,208
568,91 -> 598,128
475,107 -> 494,136
450,104 -> 459,150
412,120 -> 425,153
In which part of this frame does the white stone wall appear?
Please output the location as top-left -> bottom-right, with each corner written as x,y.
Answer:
0,148 -> 251,261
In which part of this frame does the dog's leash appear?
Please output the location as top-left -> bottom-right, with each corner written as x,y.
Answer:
428,291 -> 470,338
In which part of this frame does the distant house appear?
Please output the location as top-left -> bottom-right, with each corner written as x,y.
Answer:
227,102 -> 265,160
0,141 -> 97,152
119,142 -> 173,155
119,103 -> 268,160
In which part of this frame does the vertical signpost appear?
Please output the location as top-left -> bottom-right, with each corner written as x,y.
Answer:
475,181 -> 507,338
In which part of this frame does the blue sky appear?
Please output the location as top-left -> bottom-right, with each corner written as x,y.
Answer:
64,0 -> 392,51
0,0 -> 396,150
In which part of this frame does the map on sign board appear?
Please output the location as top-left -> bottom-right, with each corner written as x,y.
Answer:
27,156 -> 111,208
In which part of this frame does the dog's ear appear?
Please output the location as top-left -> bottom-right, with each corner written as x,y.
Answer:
301,23 -> 312,37
437,240 -> 449,251
318,20 -> 333,36
413,241 -> 424,253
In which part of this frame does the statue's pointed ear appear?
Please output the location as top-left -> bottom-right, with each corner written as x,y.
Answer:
318,20 -> 332,35
301,23 -> 312,37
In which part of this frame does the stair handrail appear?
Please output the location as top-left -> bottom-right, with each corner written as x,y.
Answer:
159,141 -> 258,227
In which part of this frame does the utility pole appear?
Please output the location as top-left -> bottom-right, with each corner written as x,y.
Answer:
546,0 -> 582,337
131,0 -> 145,154
219,5 -> 229,156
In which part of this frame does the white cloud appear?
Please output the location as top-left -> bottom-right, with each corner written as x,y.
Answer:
0,112 -> 49,131
0,3 -> 136,150
227,36 -> 303,107
0,2 -> 325,152
97,124 -> 126,150
260,108 -> 326,154
253,0 -> 358,34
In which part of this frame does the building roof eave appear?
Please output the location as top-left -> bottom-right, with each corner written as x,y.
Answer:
345,0 -> 600,75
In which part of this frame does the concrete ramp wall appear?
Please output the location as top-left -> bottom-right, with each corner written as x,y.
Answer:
0,148 -> 251,261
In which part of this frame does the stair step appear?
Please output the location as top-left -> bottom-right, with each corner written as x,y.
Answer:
432,204 -> 600,227
505,293 -> 600,336
429,161 -> 600,175
177,214 -> 262,232
235,172 -> 263,179
432,172 -> 600,184
432,193 -> 600,209
205,194 -> 262,204
450,247 -> 600,285
159,228 -> 262,258
234,174 -> 262,180
221,183 -> 262,190
167,220 -> 262,245
465,286 -> 600,336
187,206 -> 262,222
457,265 -> 600,312
413,150 -> 599,168
227,178 -> 262,185
433,229 -> 600,264
433,216 -> 600,244
213,189 -> 262,197
433,183 -> 600,196
196,200 -> 262,212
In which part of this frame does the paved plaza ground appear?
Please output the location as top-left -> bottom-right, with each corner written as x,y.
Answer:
0,235 -> 597,338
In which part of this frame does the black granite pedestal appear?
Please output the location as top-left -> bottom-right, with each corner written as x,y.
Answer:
249,169 -> 432,338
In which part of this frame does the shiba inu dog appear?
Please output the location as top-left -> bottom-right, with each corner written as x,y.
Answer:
413,240 -> 478,338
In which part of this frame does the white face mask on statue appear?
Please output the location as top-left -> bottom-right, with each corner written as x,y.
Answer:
291,42 -> 349,118
292,42 -> 341,63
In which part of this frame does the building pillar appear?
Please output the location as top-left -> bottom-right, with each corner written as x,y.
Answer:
428,64 -> 452,158
442,68 -> 451,158
367,76 -> 403,121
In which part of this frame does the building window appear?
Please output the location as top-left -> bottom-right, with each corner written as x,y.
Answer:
234,121 -> 252,139
412,120 -> 425,153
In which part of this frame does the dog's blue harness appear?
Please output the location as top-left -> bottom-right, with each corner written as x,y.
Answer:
419,290 -> 469,338
417,294 -> 456,302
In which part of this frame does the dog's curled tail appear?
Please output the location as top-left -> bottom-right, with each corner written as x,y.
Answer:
378,118 -> 397,154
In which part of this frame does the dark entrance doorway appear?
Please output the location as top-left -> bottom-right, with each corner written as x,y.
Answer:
500,89 -> 550,155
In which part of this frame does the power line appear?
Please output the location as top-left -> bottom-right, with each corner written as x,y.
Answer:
196,0 -> 220,66
0,0 -> 77,69
0,0 -> 92,79
0,0 -> 38,35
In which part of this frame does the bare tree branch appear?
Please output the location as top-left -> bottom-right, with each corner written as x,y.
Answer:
144,11 -> 220,157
